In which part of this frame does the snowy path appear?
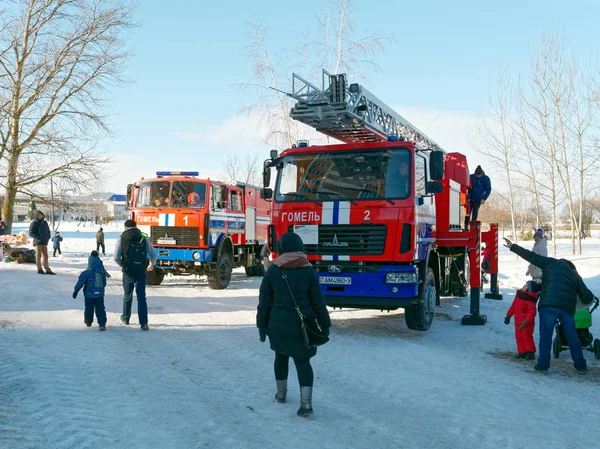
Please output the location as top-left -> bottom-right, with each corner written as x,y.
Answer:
1,241 -> 600,449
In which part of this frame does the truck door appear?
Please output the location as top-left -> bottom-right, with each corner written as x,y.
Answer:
415,153 -> 434,260
226,187 -> 244,245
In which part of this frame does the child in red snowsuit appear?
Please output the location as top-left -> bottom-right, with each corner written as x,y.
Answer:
504,288 -> 538,359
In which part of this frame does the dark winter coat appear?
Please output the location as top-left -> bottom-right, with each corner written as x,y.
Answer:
468,172 -> 492,202
257,233 -> 331,359
96,230 -> 104,244
74,256 -> 107,299
510,244 -> 594,315
51,235 -> 63,249
28,212 -> 51,246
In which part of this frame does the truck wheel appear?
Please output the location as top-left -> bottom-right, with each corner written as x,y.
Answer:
552,337 -> 561,359
594,339 -> 600,360
147,270 -> 165,286
245,266 -> 257,277
208,253 -> 232,289
254,261 -> 265,276
451,252 -> 469,297
405,268 -> 436,331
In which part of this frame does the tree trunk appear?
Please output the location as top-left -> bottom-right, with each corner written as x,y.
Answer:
1,151 -> 20,234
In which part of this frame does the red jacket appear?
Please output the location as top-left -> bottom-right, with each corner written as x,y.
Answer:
507,290 -> 537,324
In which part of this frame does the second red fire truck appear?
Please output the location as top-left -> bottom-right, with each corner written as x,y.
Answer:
127,172 -> 270,289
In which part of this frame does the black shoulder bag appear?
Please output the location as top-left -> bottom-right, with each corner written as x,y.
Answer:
281,271 -> 329,348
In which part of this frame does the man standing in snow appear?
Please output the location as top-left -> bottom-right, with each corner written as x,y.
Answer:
29,211 -> 54,275
503,237 -> 596,374
96,227 -> 105,255
465,165 -> 492,229
114,219 -> 156,330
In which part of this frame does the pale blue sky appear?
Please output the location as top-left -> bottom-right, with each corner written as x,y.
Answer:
104,0 -> 600,192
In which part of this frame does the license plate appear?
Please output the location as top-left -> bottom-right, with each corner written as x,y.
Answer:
157,238 -> 177,245
320,276 -> 351,285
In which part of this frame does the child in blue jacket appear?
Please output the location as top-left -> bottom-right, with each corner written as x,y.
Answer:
73,250 -> 110,330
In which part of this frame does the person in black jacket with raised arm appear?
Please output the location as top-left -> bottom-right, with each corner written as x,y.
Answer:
257,232 -> 331,417
503,238 -> 597,374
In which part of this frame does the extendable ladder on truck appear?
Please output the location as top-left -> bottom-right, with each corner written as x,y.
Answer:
289,69 -> 441,149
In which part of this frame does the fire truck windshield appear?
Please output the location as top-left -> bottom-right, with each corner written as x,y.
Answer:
275,148 -> 411,202
136,181 -> 207,209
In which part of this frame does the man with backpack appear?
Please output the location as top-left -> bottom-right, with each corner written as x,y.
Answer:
114,219 -> 157,330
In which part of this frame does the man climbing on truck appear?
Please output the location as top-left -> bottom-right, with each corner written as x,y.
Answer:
465,165 -> 492,229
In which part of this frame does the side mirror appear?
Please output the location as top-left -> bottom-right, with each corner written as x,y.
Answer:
430,151 -> 444,181
270,149 -> 278,159
261,188 -> 273,200
263,160 -> 272,188
126,184 -> 133,208
425,181 -> 443,195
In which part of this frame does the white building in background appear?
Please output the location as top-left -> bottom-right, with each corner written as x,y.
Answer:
0,192 -> 127,223
104,194 -> 127,220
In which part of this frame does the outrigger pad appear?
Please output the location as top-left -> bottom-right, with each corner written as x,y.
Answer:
484,293 -> 503,300
461,314 -> 487,326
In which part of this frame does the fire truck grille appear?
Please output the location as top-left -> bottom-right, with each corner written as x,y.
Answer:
150,226 -> 199,247
299,225 -> 387,256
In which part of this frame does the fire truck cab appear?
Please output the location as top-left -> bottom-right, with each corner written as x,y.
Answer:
127,172 -> 270,289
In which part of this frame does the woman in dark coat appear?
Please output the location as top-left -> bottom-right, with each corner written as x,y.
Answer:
257,232 -> 331,417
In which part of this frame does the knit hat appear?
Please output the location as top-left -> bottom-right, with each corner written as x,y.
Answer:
124,219 -> 136,228
277,232 -> 305,254
474,165 -> 484,175
533,229 -> 543,239
91,250 -> 99,257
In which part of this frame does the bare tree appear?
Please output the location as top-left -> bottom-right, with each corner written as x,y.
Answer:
567,60 -> 600,252
472,67 -> 519,245
241,0 -> 391,150
0,0 -> 135,233
223,152 -> 262,186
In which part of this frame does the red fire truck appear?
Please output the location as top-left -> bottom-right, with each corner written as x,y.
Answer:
261,71 -> 500,330
127,172 -> 270,289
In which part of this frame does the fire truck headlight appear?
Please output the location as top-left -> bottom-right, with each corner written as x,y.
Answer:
192,251 -> 201,261
385,272 -> 418,284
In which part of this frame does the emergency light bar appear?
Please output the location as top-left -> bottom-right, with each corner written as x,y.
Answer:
156,171 -> 199,177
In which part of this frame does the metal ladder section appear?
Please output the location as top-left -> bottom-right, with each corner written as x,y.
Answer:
289,69 -> 443,151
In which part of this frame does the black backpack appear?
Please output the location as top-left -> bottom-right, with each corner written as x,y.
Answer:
124,236 -> 149,275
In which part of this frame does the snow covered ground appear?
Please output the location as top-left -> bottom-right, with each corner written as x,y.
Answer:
1,229 -> 600,449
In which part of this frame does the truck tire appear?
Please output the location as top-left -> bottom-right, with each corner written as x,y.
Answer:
405,268 -> 436,331
208,253 -> 233,289
147,270 -> 165,286
451,252 -> 469,297
254,259 -> 265,276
